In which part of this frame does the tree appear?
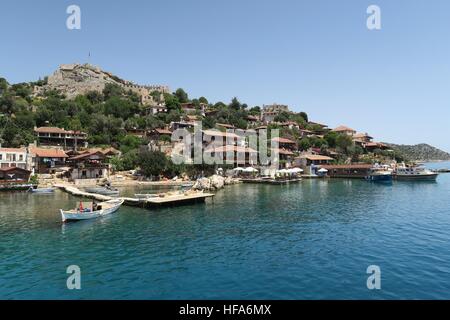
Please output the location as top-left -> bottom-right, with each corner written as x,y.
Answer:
299,138 -> 311,151
103,83 -> 123,100
274,111 -> 290,123
174,88 -> 189,103
198,96 -> 208,104
229,97 -> 241,110
336,134 -> 354,154
138,150 -> 168,179
324,131 -> 339,148
0,77 -> 8,94
299,112 -> 308,122
164,93 -> 181,111
249,106 -> 261,115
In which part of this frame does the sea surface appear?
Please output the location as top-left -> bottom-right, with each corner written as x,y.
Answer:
1,162 -> 450,299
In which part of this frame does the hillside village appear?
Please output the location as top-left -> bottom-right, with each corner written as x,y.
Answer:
0,63 -> 441,186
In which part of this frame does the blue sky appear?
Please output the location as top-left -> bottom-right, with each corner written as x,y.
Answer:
1,0 -> 449,151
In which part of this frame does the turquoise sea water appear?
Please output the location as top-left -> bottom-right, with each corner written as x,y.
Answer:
1,162 -> 450,299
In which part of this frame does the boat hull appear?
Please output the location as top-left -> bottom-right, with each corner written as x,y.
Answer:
366,174 -> 393,182
395,173 -> 438,181
61,199 -> 124,222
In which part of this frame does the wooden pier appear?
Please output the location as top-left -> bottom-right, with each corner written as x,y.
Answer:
55,184 -> 215,209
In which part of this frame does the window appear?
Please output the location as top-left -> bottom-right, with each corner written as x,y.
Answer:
19,154 -> 24,161
0,154 -> 2,160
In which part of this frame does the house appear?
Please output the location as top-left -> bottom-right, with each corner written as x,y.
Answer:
83,147 -> 121,158
170,121 -> 196,131
204,145 -> 258,166
364,142 -> 390,152
0,147 -> 28,169
272,148 -> 295,168
271,137 -> 297,151
146,104 -> 168,115
296,154 -> 334,166
148,128 -> 173,143
34,126 -> 87,150
215,123 -> 235,130
331,125 -> 356,136
180,102 -> 207,116
299,129 -> 314,138
67,151 -> 110,180
29,147 -> 68,174
353,132 -> 373,143
278,121 -> 300,131
126,128 -> 146,138
246,115 -> 260,127
202,130 -> 240,148
320,164 -> 373,178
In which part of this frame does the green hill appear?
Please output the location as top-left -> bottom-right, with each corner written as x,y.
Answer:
384,143 -> 450,161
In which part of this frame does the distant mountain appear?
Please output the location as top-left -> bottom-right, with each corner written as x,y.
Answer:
384,143 -> 450,161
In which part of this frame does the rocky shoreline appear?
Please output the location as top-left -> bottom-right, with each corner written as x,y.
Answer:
192,175 -> 241,191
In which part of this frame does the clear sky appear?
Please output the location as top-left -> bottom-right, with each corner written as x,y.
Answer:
1,0 -> 449,151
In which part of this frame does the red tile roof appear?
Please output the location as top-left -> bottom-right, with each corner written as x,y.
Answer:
298,155 -> 334,161
29,147 -> 68,158
272,137 -> 296,144
332,125 -> 356,132
0,147 -> 26,153
321,164 -> 373,169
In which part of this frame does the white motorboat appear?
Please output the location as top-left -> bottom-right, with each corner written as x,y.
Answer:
395,165 -> 438,181
29,187 -> 55,193
60,199 -> 124,222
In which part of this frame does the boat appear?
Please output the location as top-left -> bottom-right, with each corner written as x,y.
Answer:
0,183 -> 34,192
29,187 -> 55,193
395,165 -> 438,181
84,186 -> 120,196
60,199 -> 124,222
365,167 -> 393,182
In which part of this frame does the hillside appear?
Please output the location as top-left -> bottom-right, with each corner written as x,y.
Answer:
384,143 -> 450,161
33,63 -> 169,103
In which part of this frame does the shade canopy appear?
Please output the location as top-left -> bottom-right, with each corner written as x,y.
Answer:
244,167 -> 258,172
289,168 -> 304,173
318,168 -> 328,173
233,167 -> 244,171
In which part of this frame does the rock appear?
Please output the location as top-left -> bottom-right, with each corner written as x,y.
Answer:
224,176 -> 233,185
210,175 -> 224,190
192,177 -> 211,191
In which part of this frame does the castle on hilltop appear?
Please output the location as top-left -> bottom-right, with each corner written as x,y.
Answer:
33,63 -> 170,105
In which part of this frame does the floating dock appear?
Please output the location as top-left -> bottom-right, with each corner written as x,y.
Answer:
55,184 -> 215,209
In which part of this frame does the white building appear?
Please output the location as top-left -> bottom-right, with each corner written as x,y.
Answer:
0,147 -> 29,170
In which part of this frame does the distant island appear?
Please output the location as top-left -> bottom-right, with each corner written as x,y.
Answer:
384,143 -> 450,162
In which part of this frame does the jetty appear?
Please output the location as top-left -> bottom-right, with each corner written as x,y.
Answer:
55,184 -> 215,209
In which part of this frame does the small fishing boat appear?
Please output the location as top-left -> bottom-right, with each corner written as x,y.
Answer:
29,187 -> 55,193
85,186 -> 120,196
395,165 -> 438,181
365,166 -> 393,182
60,199 -> 124,222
